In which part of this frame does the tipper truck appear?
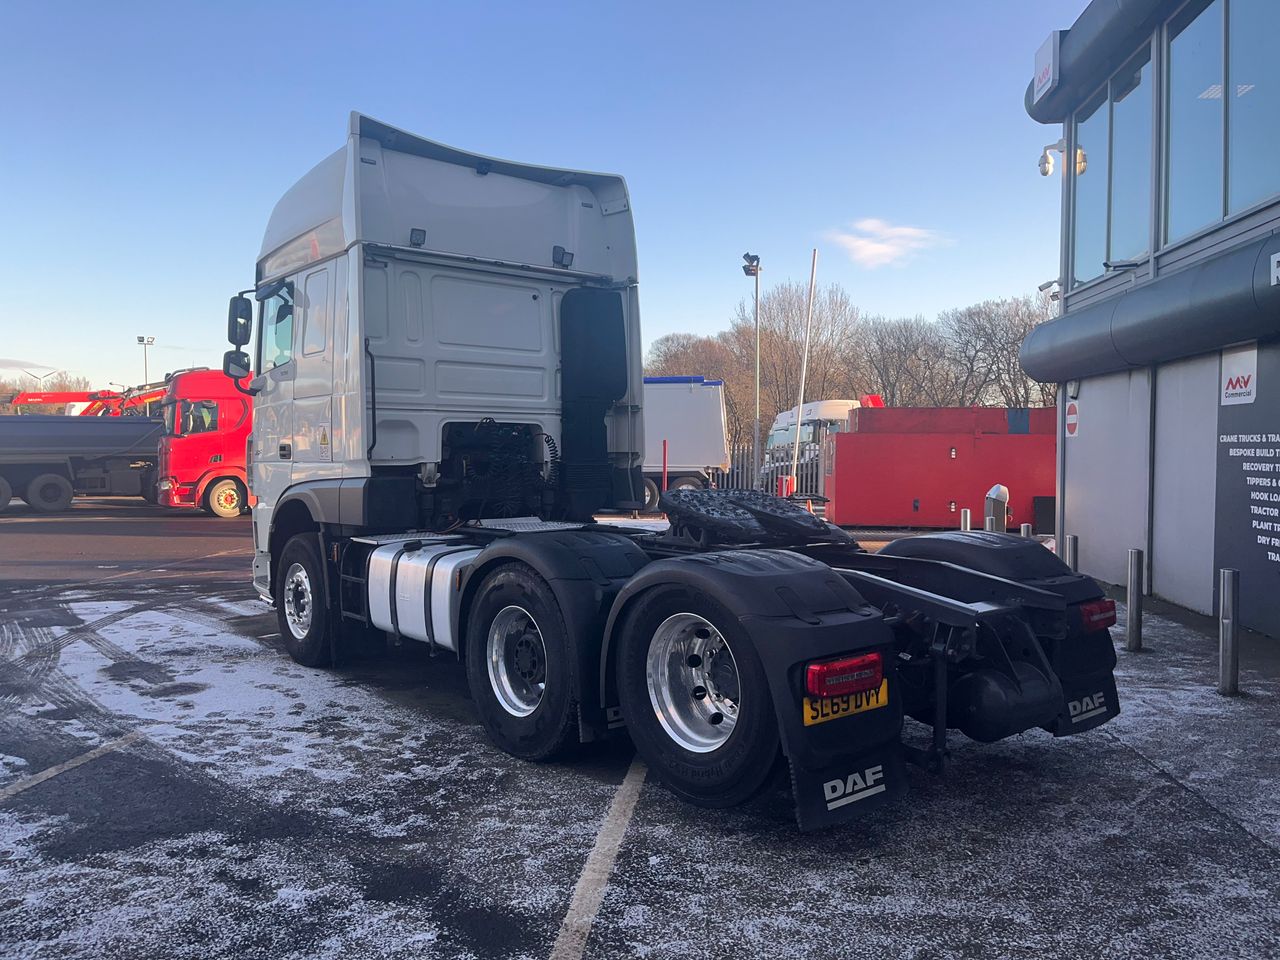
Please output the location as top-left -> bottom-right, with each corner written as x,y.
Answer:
222,114 -> 1121,829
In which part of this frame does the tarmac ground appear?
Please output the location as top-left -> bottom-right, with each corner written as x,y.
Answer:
1,498 -> 1278,959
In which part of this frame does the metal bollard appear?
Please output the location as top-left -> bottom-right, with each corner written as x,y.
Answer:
984,516 -> 996,532
1063,534 -> 1078,572
1218,568 -> 1240,695
1020,523 -> 1033,538
1126,547 -> 1143,652
960,508 -> 971,531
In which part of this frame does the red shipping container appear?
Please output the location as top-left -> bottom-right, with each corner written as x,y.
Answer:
824,407 -> 1055,530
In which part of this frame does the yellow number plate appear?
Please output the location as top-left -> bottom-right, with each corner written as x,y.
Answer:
803,680 -> 889,726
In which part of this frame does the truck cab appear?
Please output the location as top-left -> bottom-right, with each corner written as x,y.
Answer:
156,368 -> 253,517
224,113 -> 645,598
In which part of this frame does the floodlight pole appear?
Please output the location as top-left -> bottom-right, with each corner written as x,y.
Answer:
752,261 -> 761,489
789,249 -> 818,492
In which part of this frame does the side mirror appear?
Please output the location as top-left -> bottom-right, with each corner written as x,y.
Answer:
227,296 -> 253,346
223,350 -> 258,395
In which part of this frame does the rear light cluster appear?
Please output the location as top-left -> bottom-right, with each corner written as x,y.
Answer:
1079,598 -> 1117,632
805,652 -> 883,699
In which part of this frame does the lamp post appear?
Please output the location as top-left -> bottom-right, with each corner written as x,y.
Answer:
742,253 -> 761,488
136,336 -> 155,383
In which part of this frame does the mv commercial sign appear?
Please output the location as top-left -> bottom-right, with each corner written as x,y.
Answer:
1033,31 -> 1061,104
1214,339 -> 1279,638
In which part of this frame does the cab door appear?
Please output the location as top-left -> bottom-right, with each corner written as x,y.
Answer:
292,260 -> 337,479
250,282 -> 297,552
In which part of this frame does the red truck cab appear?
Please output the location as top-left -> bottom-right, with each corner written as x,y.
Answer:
156,369 -> 252,517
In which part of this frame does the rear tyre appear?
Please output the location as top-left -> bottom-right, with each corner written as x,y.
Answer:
0,476 -> 11,512
641,478 -> 660,513
616,585 -> 780,807
670,476 -> 703,492
206,478 -> 246,518
25,473 -> 74,513
275,534 -> 333,668
465,563 -> 577,761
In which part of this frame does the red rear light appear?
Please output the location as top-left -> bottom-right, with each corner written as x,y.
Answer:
1079,599 -> 1116,632
806,652 -> 883,698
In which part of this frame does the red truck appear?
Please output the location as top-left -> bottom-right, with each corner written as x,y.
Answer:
156,368 -> 252,518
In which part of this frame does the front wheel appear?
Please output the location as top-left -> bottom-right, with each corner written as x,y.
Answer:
206,478 -> 246,518
616,586 -> 780,807
465,563 -> 577,761
275,534 -> 333,667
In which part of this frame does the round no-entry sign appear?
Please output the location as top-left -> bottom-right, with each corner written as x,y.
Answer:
1065,401 -> 1079,438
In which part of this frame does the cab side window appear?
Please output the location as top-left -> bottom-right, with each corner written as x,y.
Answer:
301,268 -> 330,357
182,400 -> 219,434
259,284 -> 296,371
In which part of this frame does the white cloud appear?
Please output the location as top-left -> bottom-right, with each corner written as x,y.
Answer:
826,218 -> 946,268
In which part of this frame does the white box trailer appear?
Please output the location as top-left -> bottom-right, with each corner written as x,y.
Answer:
219,114 -> 1123,830
640,376 -> 729,510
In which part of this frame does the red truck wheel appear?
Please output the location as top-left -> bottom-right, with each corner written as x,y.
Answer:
0,476 -> 11,512
206,479 -> 246,518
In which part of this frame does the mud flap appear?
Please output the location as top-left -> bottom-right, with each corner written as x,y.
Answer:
1049,670 -> 1120,736
789,745 -> 907,831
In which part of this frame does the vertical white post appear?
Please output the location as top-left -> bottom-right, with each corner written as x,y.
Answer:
959,508 -> 971,531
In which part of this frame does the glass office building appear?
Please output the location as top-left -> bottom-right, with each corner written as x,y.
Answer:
1022,0 -> 1280,636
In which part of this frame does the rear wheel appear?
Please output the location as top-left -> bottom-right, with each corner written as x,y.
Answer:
465,563 -> 577,760
206,478 -> 246,518
641,478 -> 660,512
616,586 -> 779,807
0,476 -> 11,512
276,534 -> 333,667
25,473 -> 74,513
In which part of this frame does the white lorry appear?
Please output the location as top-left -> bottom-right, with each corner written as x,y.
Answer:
220,114 -> 1121,829
640,376 -> 729,510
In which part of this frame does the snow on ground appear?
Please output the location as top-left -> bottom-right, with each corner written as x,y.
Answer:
1,585 -> 1278,959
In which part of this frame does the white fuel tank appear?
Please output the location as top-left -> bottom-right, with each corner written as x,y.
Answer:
366,539 -> 483,651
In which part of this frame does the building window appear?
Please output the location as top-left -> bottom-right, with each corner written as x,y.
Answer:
1227,0 -> 1279,214
1109,51 -> 1152,263
1072,93 -> 1109,285
1165,0 -> 1224,243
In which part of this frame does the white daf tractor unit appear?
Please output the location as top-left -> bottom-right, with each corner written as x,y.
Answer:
222,114 -> 1122,830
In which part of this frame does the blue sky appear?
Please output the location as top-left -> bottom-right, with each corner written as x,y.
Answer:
0,0 -> 1081,387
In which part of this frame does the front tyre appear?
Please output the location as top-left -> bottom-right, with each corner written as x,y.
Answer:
465,563 -> 577,761
275,534 -> 333,667
616,586 -> 779,807
206,478 -> 246,518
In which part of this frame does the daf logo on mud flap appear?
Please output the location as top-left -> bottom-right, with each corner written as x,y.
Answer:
1069,691 -> 1108,724
823,764 -> 886,811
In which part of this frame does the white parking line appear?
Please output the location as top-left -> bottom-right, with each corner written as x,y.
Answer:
549,758 -> 647,960
0,731 -> 144,801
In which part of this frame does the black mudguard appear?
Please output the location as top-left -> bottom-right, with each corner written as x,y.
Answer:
459,530 -> 650,742
602,549 -> 907,830
879,531 -> 1121,734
